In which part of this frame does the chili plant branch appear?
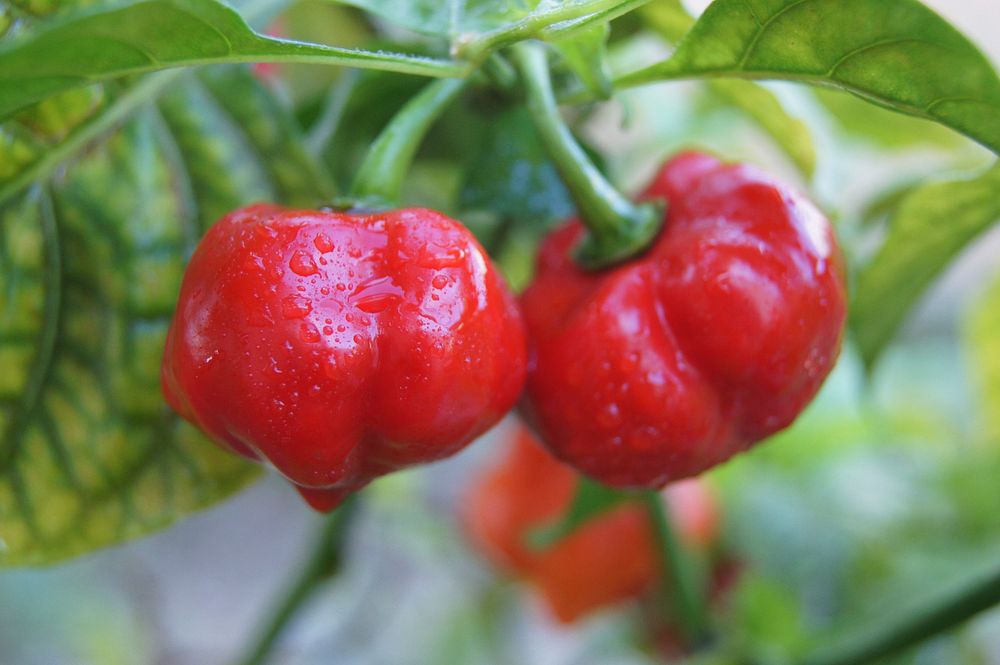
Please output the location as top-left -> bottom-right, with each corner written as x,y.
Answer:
234,495 -> 360,665
803,555 -> 1000,665
512,41 -> 662,269
349,77 -> 468,207
455,0 -> 652,62
640,489 -> 711,648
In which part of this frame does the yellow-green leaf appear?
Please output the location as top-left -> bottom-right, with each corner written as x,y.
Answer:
622,0 -> 1000,155
852,164 -> 1000,370
966,273 -> 1000,440
0,68 -> 332,565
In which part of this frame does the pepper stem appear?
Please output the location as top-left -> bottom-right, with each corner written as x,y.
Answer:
348,77 -> 467,208
233,495 -> 360,665
640,489 -> 712,649
511,41 -> 663,269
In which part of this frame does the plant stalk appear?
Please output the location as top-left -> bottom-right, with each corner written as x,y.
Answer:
803,557 -> 1000,665
511,41 -> 662,269
349,77 -> 467,207
455,0 -> 652,61
234,495 -> 360,665
640,489 -> 711,648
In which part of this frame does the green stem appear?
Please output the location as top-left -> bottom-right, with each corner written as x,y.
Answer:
803,558 -> 1000,665
511,42 -> 662,269
234,495 -> 360,665
640,490 -> 711,648
349,77 -> 467,207
455,0 -> 650,62
481,53 -> 519,94
541,0 -> 653,40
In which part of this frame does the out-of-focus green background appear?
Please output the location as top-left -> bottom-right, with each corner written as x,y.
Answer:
1,1 -> 999,663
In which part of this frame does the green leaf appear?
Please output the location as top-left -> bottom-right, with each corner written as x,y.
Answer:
184,68 -> 336,205
814,87 -> 968,150
620,0 -> 1000,155
459,106 -> 575,226
0,124 -> 44,183
705,79 -> 816,176
0,72 -> 184,208
722,573 -> 811,661
965,273 -> 1000,441
0,67 -> 331,565
15,86 -> 105,140
852,164 -> 1000,370
311,56 -> 484,194
458,106 -> 575,288
858,178 -> 923,229
527,477 -> 630,550
0,0 -> 467,121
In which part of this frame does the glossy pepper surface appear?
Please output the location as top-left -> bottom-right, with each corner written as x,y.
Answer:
463,423 -> 719,623
162,204 -> 526,511
521,152 -> 847,488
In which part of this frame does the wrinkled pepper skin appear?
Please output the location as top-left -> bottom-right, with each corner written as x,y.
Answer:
162,204 -> 526,511
463,423 -> 720,623
521,152 -> 847,488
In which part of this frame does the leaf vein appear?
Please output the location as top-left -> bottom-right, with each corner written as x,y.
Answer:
925,95 -> 994,113
826,37 -> 940,78
0,190 -> 63,477
742,0 -> 764,27
738,0 -> 811,68
169,4 -> 236,55
81,35 -> 163,74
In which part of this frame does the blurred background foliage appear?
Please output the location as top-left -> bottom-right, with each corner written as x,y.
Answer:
0,0 -> 999,663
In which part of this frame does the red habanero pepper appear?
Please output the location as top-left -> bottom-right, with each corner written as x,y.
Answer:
521,151 -> 847,488
162,204 -> 526,511
463,423 -> 720,623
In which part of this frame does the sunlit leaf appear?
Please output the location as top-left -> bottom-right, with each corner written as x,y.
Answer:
814,88 -> 968,151
965,273 -> 1000,441
621,0 -> 1000,155
0,0 -> 465,120
852,165 -> 1000,370
857,179 -> 923,229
